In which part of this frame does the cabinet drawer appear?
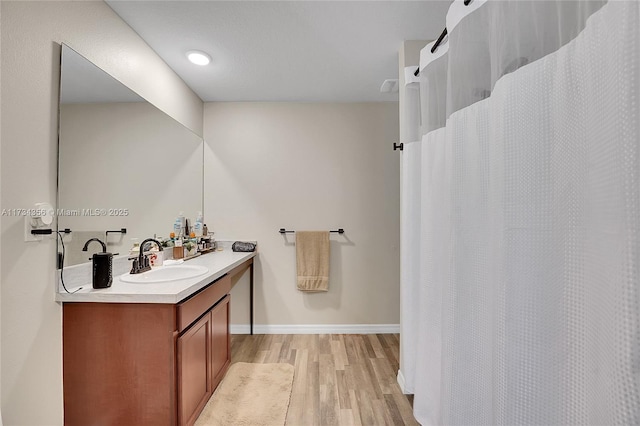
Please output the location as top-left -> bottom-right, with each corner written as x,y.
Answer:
177,275 -> 230,332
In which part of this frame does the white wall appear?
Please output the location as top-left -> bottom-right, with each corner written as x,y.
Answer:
0,2 -> 3,419
0,1 -> 203,424
59,103 -> 202,265
204,102 -> 400,329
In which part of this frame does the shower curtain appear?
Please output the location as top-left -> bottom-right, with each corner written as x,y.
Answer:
400,1 -> 640,424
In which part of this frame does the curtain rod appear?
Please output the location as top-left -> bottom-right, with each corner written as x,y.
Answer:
414,27 -> 448,77
414,0 -> 472,77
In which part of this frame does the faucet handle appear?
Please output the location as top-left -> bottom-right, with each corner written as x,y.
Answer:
129,258 -> 139,274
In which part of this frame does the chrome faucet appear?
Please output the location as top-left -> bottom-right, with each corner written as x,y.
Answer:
129,238 -> 164,274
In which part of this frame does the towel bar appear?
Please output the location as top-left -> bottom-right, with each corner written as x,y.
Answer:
279,228 -> 344,234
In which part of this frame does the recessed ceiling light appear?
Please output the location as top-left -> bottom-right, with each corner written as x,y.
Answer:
186,50 -> 211,66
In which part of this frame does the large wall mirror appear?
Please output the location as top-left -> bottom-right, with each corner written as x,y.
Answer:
58,44 -> 203,266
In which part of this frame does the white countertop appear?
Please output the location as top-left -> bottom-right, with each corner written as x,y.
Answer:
55,246 -> 256,304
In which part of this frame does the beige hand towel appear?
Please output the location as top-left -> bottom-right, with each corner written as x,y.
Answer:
296,231 -> 330,291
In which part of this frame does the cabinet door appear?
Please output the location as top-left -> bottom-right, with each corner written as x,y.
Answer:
177,311 -> 212,426
63,303 -> 177,426
211,295 -> 230,390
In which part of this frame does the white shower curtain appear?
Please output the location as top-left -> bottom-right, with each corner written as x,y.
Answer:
400,1 -> 640,424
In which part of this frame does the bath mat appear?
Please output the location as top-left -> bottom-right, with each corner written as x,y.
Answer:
195,362 -> 295,426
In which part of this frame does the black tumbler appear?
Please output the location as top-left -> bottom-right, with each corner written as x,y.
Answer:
92,252 -> 113,289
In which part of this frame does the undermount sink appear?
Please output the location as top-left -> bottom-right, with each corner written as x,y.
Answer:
120,265 -> 209,283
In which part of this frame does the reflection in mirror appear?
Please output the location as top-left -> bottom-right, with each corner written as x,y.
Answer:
58,44 -> 203,267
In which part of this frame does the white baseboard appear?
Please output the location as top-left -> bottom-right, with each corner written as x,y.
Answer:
230,324 -> 400,335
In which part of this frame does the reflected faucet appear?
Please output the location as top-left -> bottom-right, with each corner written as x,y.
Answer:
82,238 -> 107,253
130,238 -> 164,275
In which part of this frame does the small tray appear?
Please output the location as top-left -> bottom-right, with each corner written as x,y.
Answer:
182,253 -> 202,261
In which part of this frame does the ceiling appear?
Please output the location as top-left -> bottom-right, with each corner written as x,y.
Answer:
105,1 -> 452,102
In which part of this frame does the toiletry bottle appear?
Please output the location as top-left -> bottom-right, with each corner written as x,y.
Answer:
174,212 -> 185,237
194,212 -> 203,237
166,232 -> 176,260
202,224 -> 208,237
129,238 -> 140,257
187,232 -> 198,256
173,235 -> 184,259
149,241 -> 163,267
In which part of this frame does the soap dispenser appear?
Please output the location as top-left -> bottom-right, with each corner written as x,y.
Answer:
194,212 -> 203,237
82,238 -> 113,289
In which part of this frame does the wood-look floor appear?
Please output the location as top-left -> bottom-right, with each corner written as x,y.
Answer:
230,334 -> 418,426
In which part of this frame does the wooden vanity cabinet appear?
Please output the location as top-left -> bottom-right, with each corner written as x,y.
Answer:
177,310 -> 212,426
210,295 -> 230,390
177,294 -> 230,426
63,274 -> 231,426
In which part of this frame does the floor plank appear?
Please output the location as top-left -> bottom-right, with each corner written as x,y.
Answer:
230,333 -> 417,425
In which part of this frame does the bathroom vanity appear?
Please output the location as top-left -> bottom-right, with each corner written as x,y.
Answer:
58,250 -> 255,426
